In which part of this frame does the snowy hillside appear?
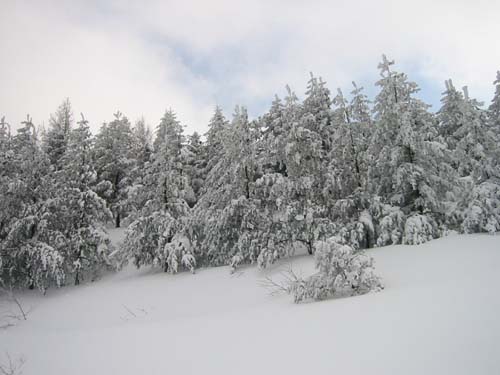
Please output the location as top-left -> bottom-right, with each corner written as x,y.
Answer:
1,233 -> 499,375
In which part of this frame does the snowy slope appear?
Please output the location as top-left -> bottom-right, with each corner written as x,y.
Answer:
1,233 -> 499,375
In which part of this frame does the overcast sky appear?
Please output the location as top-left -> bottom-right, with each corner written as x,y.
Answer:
1,0 -> 499,135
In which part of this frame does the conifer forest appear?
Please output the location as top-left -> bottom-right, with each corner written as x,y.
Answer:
1,56 -> 499,302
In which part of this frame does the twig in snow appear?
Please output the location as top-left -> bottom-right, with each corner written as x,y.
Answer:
259,265 -> 303,296
0,283 -> 31,329
121,304 -> 137,318
0,352 -> 25,375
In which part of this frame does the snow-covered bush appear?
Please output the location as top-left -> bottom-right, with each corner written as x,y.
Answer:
402,214 -> 438,245
165,234 -> 196,274
229,253 -> 244,273
122,210 -> 180,269
0,214 -> 67,292
181,251 -> 196,274
373,205 -> 405,247
462,181 -> 500,234
291,237 -> 383,303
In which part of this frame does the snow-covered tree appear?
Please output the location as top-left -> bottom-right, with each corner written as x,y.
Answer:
189,106 -> 262,267
368,55 -> 420,199
204,106 -> 228,173
53,114 -> 113,284
461,181 -> 500,234
94,112 -> 135,228
154,110 -> 191,217
4,55 -> 500,292
122,109 -> 192,272
437,80 -> 466,151
454,87 -> 496,182
43,98 -> 73,168
366,56 -> 459,244
328,84 -> 371,198
0,116 -> 65,292
0,116 -> 11,152
302,73 -> 333,153
131,117 -> 153,167
184,131 -> 205,206
488,71 -> 500,134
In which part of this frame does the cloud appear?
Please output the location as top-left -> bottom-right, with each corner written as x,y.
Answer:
1,0 -> 499,135
0,0 -> 215,134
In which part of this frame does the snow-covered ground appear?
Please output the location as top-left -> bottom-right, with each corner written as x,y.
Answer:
1,233 -> 499,374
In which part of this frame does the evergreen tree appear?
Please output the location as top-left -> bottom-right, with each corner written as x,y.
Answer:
0,116 -> 65,291
0,117 -> 13,178
44,98 -> 73,168
488,71 -> 500,134
185,131 -> 205,206
122,109 -> 192,272
453,87 -> 496,182
302,73 -> 333,153
54,114 -> 113,284
204,106 -> 229,176
368,56 -> 457,244
125,117 -> 154,217
329,86 -> 370,197
323,85 -> 374,248
444,86 -> 500,234
131,117 -> 153,166
94,112 -> 134,228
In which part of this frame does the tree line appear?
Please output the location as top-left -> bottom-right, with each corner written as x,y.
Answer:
1,56 -> 499,292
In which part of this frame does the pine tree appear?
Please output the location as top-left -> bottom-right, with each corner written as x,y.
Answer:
131,117 -> 153,166
185,131 -> 205,206
261,95 -> 288,175
329,86 -> 369,197
154,110 -> 191,216
368,56 -> 458,244
0,116 -> 11,152
122,109 -> 193,272
323,85 -> 374,248
302,73 -> 333,153
53,114 -> 113,284
453,87 -> 496,182
204,106 -> 229,176
0,116 -> 65,291
445,86 -> 500,234
44,98 -> 73,168
125,118 -> 154,217
488,71 -> 500,134
0,117 -> 13,178
94,111 -> 135,228
189,106 -> 262,267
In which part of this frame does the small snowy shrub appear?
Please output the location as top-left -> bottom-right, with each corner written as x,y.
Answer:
402,214 -> 438,245
229,253 -> 244,273
181,251 -> 196,274
291,237 -> 383,303
122,210 -> 181,270
164,234 -> 196,274
462,181 -> 500,234
28,242 -> 66,292
375,206 -> 405,246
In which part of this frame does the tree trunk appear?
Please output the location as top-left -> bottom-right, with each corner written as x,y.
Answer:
307,240 -> 313,255
244,165 -> 250,199
115,212 -> 121,228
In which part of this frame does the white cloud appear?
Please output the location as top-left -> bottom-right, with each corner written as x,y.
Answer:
1,0 -> 499,135
0,0 -> 215,134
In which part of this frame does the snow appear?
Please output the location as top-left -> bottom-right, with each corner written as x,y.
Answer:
1,232 -> 500,374
107,226 -> 127,247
